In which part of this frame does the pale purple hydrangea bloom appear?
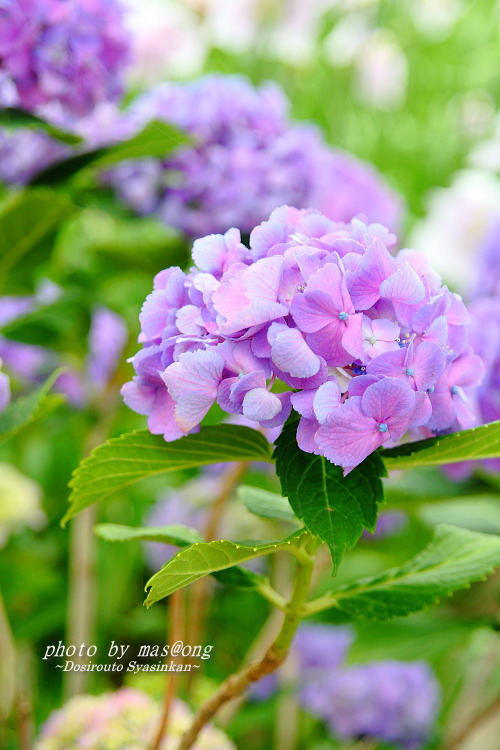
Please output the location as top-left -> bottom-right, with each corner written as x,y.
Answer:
0,358 -> 10,412
301,660 -> 440,749
0,128 -> 68,185
123,205 -> 482,472
108,75 -> 402,237
86,305 -> 128,392
0,295 -> 127,405
0,0 -> 130,117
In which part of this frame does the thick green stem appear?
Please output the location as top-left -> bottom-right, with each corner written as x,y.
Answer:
177,533 -> 319,750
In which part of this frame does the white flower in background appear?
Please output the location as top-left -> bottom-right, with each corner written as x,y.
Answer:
450,89 -> 496,140
0,464 -> 45,547
353,29 -> 408,109
189,0 -> 261,55
125,0 -> 207,86
469,113 -> 500,172
324,13 -> 371,67
410,0 -> 464,40
268,0 -> 337,67
409,169 -> 500,295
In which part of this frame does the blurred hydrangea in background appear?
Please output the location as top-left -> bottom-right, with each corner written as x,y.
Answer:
34,688 -> 235,749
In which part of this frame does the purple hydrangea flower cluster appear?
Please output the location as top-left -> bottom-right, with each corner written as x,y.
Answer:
123,205 -> 483,472
0,0 -> 130,117
109,74 -> 402,237
301,660 -> 440,749
251,623 -> 440,749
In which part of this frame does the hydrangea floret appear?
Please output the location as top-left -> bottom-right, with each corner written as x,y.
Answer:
123,205 -> 484,473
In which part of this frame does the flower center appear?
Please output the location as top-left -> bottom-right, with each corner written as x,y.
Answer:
427,385 -> 435,394
451,384 -> 459,394
338,311 -> 348,321
378,422 -> 389,433
405,368 -> 414,376
368,336 -> 377,345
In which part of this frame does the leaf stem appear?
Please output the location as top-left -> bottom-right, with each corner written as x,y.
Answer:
177,533 -> 318,750
254,580 -> 288,611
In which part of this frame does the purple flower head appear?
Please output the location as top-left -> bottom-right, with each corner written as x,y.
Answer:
86,306 -> 128,393
301,660 -> 440,750
123,206 -> 482,473
362,509 -> 408,541
0,0 -> 130,117
0,359 -> 11,411
108,74 -> 402,237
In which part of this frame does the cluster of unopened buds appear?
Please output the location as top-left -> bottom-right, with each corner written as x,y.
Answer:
123,205 -> 484,472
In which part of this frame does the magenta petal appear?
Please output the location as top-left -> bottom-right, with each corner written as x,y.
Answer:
147,389 -> 185,441
316,399 -> 383,469
411,391 -> 432,427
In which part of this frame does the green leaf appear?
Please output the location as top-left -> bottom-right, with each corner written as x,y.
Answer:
274,418 -> 386,573
31,120 -> 188,185
0,189 -> 74,285
212,566 -> 266,590
94,523 -> 203,546
0,107 -> 83,144
0,370 -> 65,445
63,425 -> 272,525
145,531 -> 305,606
382,421 -> 500,471
316,524 -> 500,620
94,522 -> 265,591
237,485 -> 297,522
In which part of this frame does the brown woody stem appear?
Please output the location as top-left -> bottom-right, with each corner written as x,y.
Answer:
177,533 -> 318,750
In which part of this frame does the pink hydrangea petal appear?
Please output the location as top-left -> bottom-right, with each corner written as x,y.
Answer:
268,323 -> 321,378
313,380 -> 342,424
163,348 -> 224,432
316,399 -> 384,470
291,289 -> 337,333
296,416 -> 320,453
242,387 -> 282,422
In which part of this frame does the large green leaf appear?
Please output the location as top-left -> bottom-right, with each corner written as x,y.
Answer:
312,524 -> 500,620
237,485 -> 297,522
94,523 -> 203,546
382,421 -> 500,471
63,425 -> 272,525
0,107 -> 82,144
31,120 -> 188,185
145,531 -> 305,606
274,418 -> 386,573
0,370 -> 65,445
0,189 -> 74,284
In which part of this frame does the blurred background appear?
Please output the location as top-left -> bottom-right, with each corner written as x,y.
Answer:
0,1 -> 499,749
